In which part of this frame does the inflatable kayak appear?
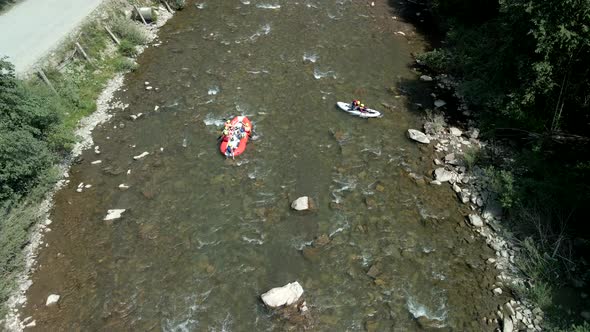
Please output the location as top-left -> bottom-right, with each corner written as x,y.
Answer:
336,102 -> 382,118
219,116 -> 252,158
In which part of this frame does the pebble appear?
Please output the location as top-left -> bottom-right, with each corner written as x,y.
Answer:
46,294 -> 60,306
91,160 -> 102,165
133,152 -> 149,160
493,287 -> 503,295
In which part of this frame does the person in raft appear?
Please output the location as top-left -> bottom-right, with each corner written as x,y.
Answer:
350,99 -> 361,111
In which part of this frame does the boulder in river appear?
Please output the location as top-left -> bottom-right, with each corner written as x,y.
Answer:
291,196 -> 315,211
502,317 -> 513,332
434,168 -> 453,182
104,209 -> 126,221
449,127 -> 462,137
46,294 -> 60,306
407,129 -> 430,144
261,281 -> 304,308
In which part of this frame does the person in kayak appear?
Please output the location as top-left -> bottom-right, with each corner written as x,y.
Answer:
359,104 -> 368,113
351,99 -> 361,110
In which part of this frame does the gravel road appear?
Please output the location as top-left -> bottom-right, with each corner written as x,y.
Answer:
0,0 -> 104,74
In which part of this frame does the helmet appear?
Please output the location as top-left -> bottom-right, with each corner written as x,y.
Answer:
361,104 -> 365,107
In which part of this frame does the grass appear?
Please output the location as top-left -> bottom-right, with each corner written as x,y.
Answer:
0,0 -> 153,319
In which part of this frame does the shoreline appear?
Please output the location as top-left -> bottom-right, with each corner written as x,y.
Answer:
2,3 -> 175,330
408,88 -> 545,331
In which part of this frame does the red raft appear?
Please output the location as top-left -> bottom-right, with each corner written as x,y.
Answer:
219,116 -> 252,158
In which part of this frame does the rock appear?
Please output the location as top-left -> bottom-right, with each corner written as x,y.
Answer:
452,183 -> 461,193
133,152 -> 149,160
430,180 -> 442,185
119,184 -> 130,190
449,127 -> 462,137
91,160 -> 102,165
299,301 -> 309,313
434,168 -> 453,182
291,196 -> 315,211
367,263 -> 381,278
46,294 -> 60,306
375,184 -> 385,192
493,287 -> 503,295
434,158 -> 442,165
313,234 -> 330,247
261,281 -> 304,308
459,190 -> 470,204
420,75 -> 433,82
469,214 -> 484,227
104,209 -> 126,221
469,128 -> 480,139
504,303 -> 516,317
434,99 -> 446,108
503,317 -> 514,332
24,320 -> 36,328
407,129 -> 430,144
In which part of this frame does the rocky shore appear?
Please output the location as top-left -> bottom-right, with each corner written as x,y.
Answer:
407,83 -> 545,331
2,4 -> 174,331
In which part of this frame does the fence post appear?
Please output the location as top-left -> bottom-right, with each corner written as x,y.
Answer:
36,69 -> 58,95
104,25 -> 120,45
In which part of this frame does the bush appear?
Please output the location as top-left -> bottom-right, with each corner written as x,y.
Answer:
118,39 -> 138,57
110,17 -> 147,45
484,166 -> 516,208
112,56 -> 138,72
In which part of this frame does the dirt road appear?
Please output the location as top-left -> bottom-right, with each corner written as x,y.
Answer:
0,0 -> 103,74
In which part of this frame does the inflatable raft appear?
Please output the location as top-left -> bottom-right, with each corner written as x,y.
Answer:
219,116 -> 252,157
336,102 -> 382,118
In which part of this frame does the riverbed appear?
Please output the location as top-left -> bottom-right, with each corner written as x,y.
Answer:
20,0 -> 506,330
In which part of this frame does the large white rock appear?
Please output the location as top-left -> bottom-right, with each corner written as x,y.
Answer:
133,152 -> 149,160
469,214 -> 484,227
419,75 -> 433,82
46,294 -> 60,306
104,209 -> 126,221
434,99 -> 446,108
434,168 -> 453,182
261,281 -> 304,308
407,129 -> 430,144
503,317 -> 513,332
449,127 -> 462,137
291,197 -> 313,211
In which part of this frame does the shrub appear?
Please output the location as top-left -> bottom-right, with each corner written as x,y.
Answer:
110,17 -> 147,45
118,39 -> 138,57
484,166 -> 516,208
112,56 -> 138,72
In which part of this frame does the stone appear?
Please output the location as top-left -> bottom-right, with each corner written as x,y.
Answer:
430,180 -> 442,185
104,209 -> 126,221
444,153 -> 456,163
434,158 -> 442,165
24,321 -> 36,328
504,303 -> 516,317
493,287 -> 503,295
375,184 -> 385,192
469,128 -> 480,139
449,127 -> 462,137
420,75 -> 433,82
133,152 -> 149,160
434,168 -> 454,182
407,129 -> 430,144
91,160 -> 102,165
452,183 -> 461,193
503,317 -> 513,332
119,184 -> 130,190
367,263 -> 381,278
46,294 -> 60,306
434,99 -> 446,108
291,196 -> 314,211
468,214 -> 484,227
261,281 -> 304,308
459,190 -> 470,203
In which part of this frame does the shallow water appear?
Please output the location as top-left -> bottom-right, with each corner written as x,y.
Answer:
23,1 -> 505,330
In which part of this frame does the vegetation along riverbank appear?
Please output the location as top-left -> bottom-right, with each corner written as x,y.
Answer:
405,0 -> 590,330
0,0 -> 180,327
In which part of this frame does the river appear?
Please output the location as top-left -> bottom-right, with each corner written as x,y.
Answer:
21,0 -> 505,330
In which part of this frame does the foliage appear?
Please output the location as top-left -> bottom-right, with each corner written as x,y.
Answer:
112,56 -> 138,72
110,17 -> 148,45
118,39 -> 138,57
484,166 -> 516,208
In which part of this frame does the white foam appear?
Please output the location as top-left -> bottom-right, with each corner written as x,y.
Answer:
195,3 -> 206,9
203,114 -> 225,126
208,86 -> 220,95
256,3 -> 281,9
240,0 -> 251,4
313,67 -> 337,79
406,296 -> 448,327
249,23 -> 271,41
303,52 -> 319,63
242,236 -> 264,245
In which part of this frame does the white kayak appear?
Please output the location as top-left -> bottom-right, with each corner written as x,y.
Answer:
336,102 -> 382,118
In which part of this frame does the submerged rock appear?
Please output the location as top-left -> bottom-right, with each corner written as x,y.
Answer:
291,196 -> 315,211
407,129 -> 430,144
46,294 -> 60,306
261,281 -> 304,308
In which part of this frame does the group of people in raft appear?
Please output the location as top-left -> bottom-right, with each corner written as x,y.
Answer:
350,99 -> 369,113
221,119 -> 251,158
